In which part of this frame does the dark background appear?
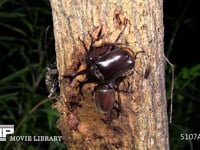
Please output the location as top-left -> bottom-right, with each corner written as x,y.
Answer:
0,0 -> 199,149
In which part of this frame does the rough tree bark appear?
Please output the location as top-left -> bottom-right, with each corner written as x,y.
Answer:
49,0 -> 169,149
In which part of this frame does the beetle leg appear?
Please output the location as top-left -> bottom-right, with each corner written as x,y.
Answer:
63,69 -> 88,83
114,75 -> 134,93
131,50 -> 145,75
64,71 -> 91,96
114,19 -> 128,43
113,92 -> 122,117
78,36 -> 89,53
77,78 -> 89,96
78,27 -> 103,54
77,76 -> 97,96
134,50 -> 145,59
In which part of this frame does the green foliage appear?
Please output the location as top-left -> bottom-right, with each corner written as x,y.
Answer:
0,0 -> 65,149
166,39 -> 200,148
164,0 -> 200,148
167,64 -> 200,150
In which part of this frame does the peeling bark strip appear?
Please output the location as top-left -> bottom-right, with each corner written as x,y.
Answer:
50,0 -> 169,149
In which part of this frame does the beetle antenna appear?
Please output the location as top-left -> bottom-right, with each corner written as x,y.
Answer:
78,36 -> 89,53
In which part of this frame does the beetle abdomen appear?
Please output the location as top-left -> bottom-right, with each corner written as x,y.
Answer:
94,87 -> 115,113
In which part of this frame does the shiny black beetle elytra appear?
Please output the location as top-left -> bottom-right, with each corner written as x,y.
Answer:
65,31 -> 144,113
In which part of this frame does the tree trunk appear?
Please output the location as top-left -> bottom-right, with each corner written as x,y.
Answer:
49,0 -> 169,149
